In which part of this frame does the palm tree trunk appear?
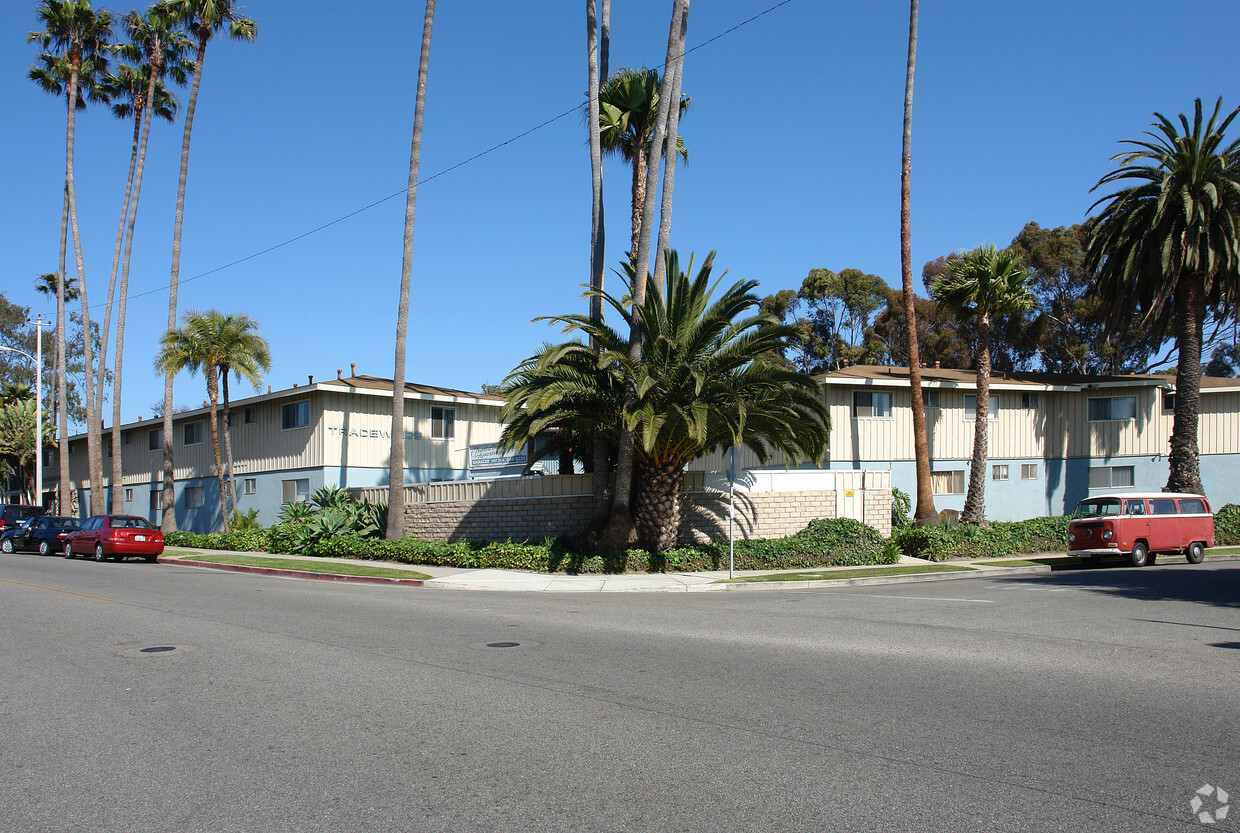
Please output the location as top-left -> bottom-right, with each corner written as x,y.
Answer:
387,0 -> 436,541
586,0 -> 612,528
600,0 -> 688,561
205,366 -> 227,532
62,56 -> 104,517
651,4 -> 688,295
162,35 -> 209,534
98,114 -> 142,501
1167,278 -> 1205,493
112,72 -> 160,515
900,0 -> 937,526
633,455 -> 683,554
57,197 -> 71,516
961,319 -> 990,521
221,370 -> 237,521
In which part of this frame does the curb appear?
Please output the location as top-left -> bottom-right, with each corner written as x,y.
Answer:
157,557 -> 426,587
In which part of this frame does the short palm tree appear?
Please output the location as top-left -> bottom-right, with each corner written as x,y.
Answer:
597,66 -> 689,263
929,244 -> 1034,521
158,0 -> 256,533
28,0 -> 113,514
1086,98 -> 1240,494
155,310 -> 268,533
212,313 -> 271,520
502,250 -> 830,555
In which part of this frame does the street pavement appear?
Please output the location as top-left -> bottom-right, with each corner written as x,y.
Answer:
1,552 -> 1236,832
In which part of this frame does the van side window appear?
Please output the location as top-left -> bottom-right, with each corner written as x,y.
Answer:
1124,500 -> 1146,515
1178,498 -> 1207,514
1149,498 -> 1178,515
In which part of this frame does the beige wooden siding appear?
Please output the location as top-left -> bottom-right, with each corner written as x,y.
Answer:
1199,390 -> 1240,454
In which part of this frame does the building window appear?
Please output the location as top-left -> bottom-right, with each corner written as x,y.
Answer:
1162,391 -> 1175,412
149,488 -> 163,511
226,412 -> 236,427
244,478 -> 257,495
431,406 -> 455,439
184,485 -> 204,508
852,391 -> 892,419
1021,393 -> 1039,410
282,478 -> 310,504
1021,463 -> 1038,480
124,488 -> 133,502
1087,396 -> 1136,422
282,401 -> 309,430
923,389 -> 939,409
931,470 -> 965,495
244,407 -> 256,424
148,428 -> 163,451
963,394 -> 999,421
105,443 -> 112,458
992,464 -> 1009,481
123,431 -> 132,445
1088,465 -> 1135,489
183,421 -> 204,446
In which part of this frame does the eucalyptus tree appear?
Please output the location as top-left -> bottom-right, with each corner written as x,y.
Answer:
898,0 -> 936,525
387,0 -> 436,541
929,244 -> 1034,521
105,6 -> 193,513
501,250 -> 829,555
28,0 -> 114,515
158,0 -> 256,533
1085,98 -> 1240,494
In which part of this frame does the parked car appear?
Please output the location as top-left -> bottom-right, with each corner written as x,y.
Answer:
64,514 -> 164,562
0,504 -> 46,532
1067,492 -> 1215,567
0,515 -> 82,555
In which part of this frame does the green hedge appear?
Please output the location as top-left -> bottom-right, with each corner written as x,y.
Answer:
885,516 -> 1071,562
1216,504 -> 1240,546
164,517 -> 894,574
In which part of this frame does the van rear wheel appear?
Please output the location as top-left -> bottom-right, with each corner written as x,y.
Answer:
1186,542 -> 1205,564
1129,541 -> 1150,567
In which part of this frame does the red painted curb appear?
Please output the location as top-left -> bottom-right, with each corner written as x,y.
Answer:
157,557 -> 425,587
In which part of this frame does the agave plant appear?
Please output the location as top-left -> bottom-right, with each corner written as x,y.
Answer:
310,485 -> 354,511
277,501 -> 316,525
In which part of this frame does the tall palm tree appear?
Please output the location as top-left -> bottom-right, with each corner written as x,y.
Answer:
387,0 -> 436,541
929,244 -> 1034,521
1086,98 -> 1240,494
154,310 -> 247,532
28,0 -> 114,516
598,66 -> 689,264
158,0 -> 256,533
899,0 -> 936,525
211,313 -> 270,520
585,0 -> 611,524
106,7 -> 192,514
502,250 -> 830,555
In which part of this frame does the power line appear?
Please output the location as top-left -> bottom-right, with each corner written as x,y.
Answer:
116,0 -> 795,308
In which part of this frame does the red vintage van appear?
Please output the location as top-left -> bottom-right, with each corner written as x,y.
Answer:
1067,492 -> 1214,567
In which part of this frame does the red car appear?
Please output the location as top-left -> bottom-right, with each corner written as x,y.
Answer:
64,514 -> 165,562
1068,492 -> 1214,567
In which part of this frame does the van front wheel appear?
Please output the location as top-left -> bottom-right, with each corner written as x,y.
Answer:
1186,542 -> 1205,564
1129,541 -> 1150,567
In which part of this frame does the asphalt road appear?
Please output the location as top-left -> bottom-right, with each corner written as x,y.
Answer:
1,554 -> 1236,832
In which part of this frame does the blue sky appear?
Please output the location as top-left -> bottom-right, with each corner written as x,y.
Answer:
2,0 -> 1236,430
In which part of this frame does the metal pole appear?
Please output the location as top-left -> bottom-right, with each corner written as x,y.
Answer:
35,316 -> 44,507
727,446 -> 736,579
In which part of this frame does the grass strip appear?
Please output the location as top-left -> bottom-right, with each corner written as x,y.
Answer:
973,559 -> 1049,568
1208,546 -> 1240,555
170,551 -> 431,580
725,564 -> 974,583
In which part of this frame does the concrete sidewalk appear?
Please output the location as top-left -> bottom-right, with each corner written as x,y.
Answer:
158,547 -> 1088,592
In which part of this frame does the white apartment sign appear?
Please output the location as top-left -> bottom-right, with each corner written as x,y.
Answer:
468,443 -> 527,470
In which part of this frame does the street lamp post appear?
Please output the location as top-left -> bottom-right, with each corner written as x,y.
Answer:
1,315 -> 46,507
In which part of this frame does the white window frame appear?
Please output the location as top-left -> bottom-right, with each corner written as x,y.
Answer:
431,406 -> 456,440
922,389 -> 940,409
1087,396 -> 1137,422
1088,465 -> 1135,489
931,470 -> 966,495
852,391 -> 893,419
1021,463 -> 1038,480
1162,391 -> 1175,413
281,401 -> 310,430
963,394 -> 1000,421
244,478 -> 257,496
184,485 -> 205,508
1021,392 -> 1039,410
244,407 -> 256,424
148,428 -> 163,451
992,464 -> 1009,481
124,487 -> 133,502
149,487 -> 163,512
282,478 -> 310,504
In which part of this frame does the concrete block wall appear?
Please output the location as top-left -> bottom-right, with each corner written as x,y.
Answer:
405,495 -> 594,543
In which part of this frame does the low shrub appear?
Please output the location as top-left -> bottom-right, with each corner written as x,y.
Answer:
1215,504 -> 1240,546
885,515 -> 1071,562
